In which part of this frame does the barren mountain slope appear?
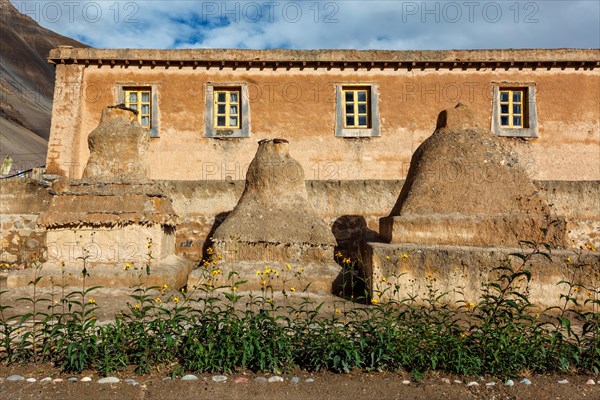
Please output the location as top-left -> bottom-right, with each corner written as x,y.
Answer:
0,0 -> 88,173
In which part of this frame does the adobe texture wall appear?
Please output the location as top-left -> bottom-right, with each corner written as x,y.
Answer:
45,49 -> 600,182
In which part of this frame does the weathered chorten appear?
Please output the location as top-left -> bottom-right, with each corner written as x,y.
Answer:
9,106 -> 191,288
380,103 -> 567,247
189,139 -> 339,292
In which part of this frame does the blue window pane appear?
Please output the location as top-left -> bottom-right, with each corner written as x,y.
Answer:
513,116 -> 522,126
346,116 -> 354,126
345,91 -> 353,101
358,104 -> 367,114
357,91 -> 367,101
500,104 -> 509,114
141,92 -> 149,102
358,116 -> 367,126
230,92 -> 238,102
500,92 -> 509,102
217,116 -> 226,126
230,105 -> 238,114
217,104 -> 226,114
513,104 -> 521,114
217,92 -> 226,102
229,117 -> 238,126
500,116 -> 509,126
345,104 -> 354,114
129,93 -> 137,102
513,91 -> 521,102
141,105 -> 149,114
141,116 -> 149,126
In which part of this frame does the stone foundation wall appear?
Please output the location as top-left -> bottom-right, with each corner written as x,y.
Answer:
0,180 -> 50,264
1,179 -> 598,264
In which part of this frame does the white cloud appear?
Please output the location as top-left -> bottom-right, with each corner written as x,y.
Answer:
10,0 -> 600,49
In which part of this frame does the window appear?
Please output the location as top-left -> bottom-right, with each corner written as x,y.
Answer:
335,84 -> 380,137
498,88 -> 527,128
124,88 -> 152,129
343,88 -> 370,128
492,85 -> 538,138
214,89 -> 241,129
205,84 -> 250,138
120,86 -> 159,137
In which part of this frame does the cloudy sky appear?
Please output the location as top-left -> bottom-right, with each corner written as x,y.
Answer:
11,0 -> 600,49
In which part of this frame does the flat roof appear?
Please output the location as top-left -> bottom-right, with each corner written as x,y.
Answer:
48,47 -> 599,70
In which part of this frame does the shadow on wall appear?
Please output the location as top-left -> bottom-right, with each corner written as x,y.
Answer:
201,211 -> 230,265
331,215 -> 380,301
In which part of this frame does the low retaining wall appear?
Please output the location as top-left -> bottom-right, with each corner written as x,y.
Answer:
1,179 -> 598,265
361,242 -> 600,310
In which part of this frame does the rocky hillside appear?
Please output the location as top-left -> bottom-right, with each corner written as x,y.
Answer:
0,0 -> 88,175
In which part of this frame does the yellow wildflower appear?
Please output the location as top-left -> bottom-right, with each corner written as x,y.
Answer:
335,251 -> 343,258
371,298 -> 379,305
285,264 -> 292,270
385,256 -> 390,260
231,286 -> 237,292
335,309 -> 342,314
465,301 -> 475,310
154,297 -> 161,303
260,280 -> 267,286
380,277 -> 387,283
573,287 -> 580,293
133,303 -> 140,310
343,257 -> 351,264
565,257 -> 571,262
585,243 -> 597,252
88,298 -> 96,304
173,296 -> 180,303
290,287 -> 296,292
123,263 -> 132,271
588,292 -> 594,298
206,247 -> 214,255
401,253 -> 409,259
256,270 -> 261,276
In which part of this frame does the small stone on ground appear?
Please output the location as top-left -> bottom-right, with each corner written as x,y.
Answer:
98,377 -> 120,384
182,375 -> 198,381
254,377 -> 268,382
81,377 -> 92,382
290,377 -> 300,384
505,379 -> 515,387
268,376 -> 284,383
7,375 -> 25,381
26,378 -> 37,383
585,379 -> 595,385
212,375 -> 227,382
520,378 -> 532,385
466,381 -> 479,387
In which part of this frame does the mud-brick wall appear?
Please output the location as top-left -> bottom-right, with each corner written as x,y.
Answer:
535,181 -> 600,248
160,180 -> 600,261
0,179 -> 597,264
0,180 -> 50,264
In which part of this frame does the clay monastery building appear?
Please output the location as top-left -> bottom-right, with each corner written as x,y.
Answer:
45,47 -> 600,182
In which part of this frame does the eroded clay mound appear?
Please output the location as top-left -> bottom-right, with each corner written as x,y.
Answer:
82,106 -> 150,183
382,103 -> 567,247
391,103 -> 548,217
213,139 -> 335,246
